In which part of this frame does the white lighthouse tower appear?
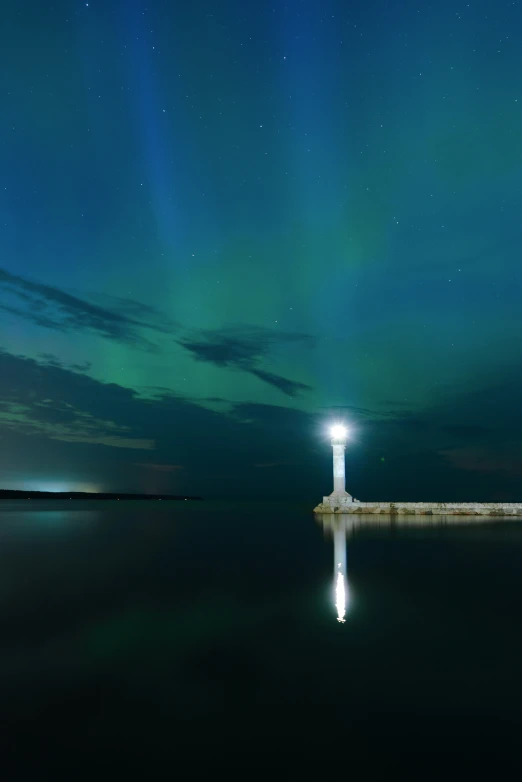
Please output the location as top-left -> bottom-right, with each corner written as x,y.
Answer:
329,424 -> 352,500
313,424 -> 357,512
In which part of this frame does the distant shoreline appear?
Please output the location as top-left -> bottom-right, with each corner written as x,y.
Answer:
0,490 -> 203,501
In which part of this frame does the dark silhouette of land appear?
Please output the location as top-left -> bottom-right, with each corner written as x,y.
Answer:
0,490 -> 202,501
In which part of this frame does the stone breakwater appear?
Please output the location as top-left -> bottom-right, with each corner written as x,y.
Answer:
314,498 -> 522,515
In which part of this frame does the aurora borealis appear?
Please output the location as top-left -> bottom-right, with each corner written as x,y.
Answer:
1,0 -> 522,499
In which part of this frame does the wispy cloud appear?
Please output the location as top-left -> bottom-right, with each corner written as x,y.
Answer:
0,349 -> 155,450
177,324 -> 314,397
36,353 -> 92,373
0,268 -> 167,350
248,368 -> 311,396
0,348 -> 319,496
84,292 -> 179,332
0,270 -> 312,397
0,399 -> 154,450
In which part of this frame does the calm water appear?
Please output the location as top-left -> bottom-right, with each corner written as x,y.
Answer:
1,500 -> 522,772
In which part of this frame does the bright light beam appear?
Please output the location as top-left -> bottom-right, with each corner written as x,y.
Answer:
330,424 -> 348,440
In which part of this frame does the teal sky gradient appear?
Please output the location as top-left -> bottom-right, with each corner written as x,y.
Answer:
1,0 -> 522,498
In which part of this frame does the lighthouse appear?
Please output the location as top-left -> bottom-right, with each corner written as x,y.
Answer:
329,424 -> 351,499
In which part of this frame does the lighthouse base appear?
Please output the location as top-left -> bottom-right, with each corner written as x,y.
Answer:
318,492 -> 355,511
314,499 -> 522,515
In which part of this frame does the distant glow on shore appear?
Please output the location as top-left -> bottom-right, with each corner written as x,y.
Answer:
330,424 -> 348,440
335,567 -> 347,623
15,481 -> 101,494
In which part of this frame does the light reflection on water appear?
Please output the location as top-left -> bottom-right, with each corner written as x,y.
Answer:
316,512 -> 522,622
317,516 -> 350,622
0,501 -> 522,765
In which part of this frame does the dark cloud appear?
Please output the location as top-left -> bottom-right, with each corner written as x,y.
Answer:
0,349 -> 154,451
0,348 -> 322,497
83,292 -> 179,332
36,353 -> 66,368
248,368 -> 311,397
36,353 -> 92,373
0,268 -> 165,350
177,325 -> 314,396
70,361 -> 92,373
318,404 -> 396,420
4,340 -> 522,500
231,401 -> 313,428
343,366 -> 522,501
0,270 -> 313,395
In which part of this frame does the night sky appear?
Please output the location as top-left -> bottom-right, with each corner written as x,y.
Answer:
1,0 -> 522,500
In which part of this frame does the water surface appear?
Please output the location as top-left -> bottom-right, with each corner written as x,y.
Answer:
1,500 -> 521,771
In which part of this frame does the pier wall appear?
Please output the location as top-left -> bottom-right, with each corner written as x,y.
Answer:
314,498 -> 522,515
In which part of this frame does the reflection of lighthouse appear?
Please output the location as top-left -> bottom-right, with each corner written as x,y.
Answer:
332,519 -> 349,622
316,514 -> 351,621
